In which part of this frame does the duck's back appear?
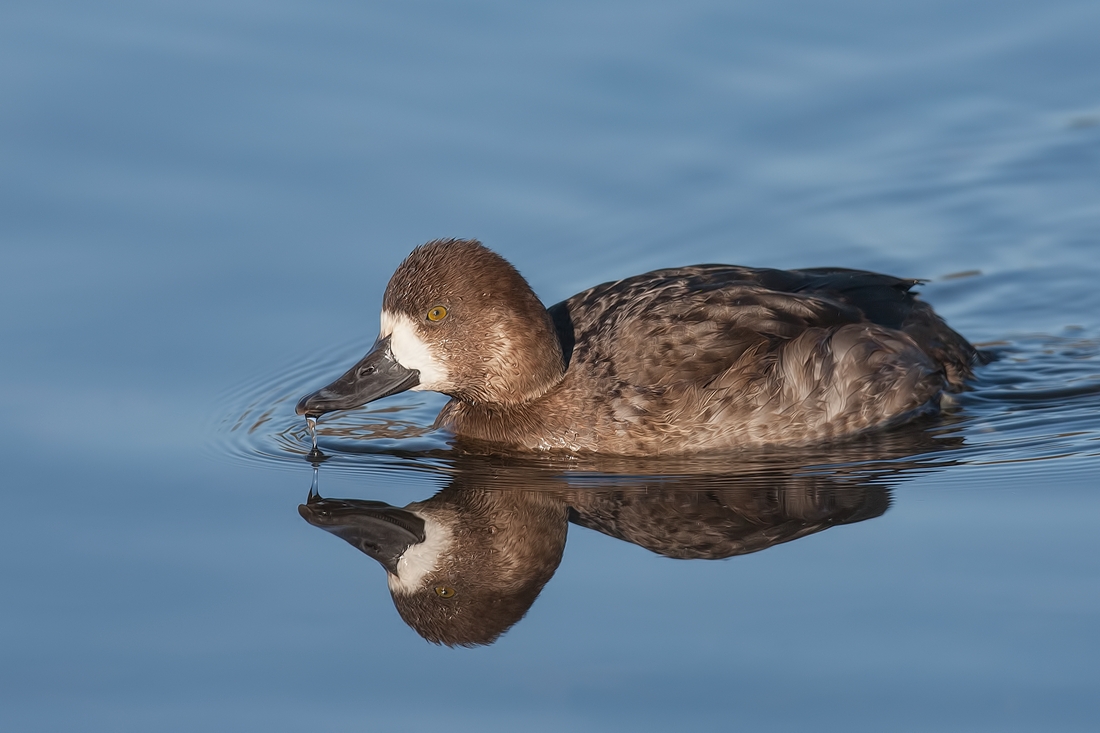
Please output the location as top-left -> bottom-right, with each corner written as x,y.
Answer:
560,265 -> 977,381
446,265 -> 980,454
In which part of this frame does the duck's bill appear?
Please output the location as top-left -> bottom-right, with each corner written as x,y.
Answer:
295,336 -> 420,418
298,496 -> 425,575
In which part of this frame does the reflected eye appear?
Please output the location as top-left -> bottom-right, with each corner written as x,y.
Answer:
427,306 -> 448,322
434,585 -> 456,598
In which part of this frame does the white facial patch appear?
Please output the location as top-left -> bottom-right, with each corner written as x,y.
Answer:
380,310 -> 450,390
387,514 -> 452,595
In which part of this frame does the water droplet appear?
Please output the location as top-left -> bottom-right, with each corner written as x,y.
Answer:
305,416 -> 318,450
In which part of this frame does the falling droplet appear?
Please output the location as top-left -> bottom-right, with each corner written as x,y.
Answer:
305,416 -> 318,450
309,464 -> 321,499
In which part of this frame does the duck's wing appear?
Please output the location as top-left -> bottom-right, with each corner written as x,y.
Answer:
791,267 -> 983,384
648,265 -> 925,331
554,267 -> 869,390
559,265 -> 911,341
553,265 -> 978,391
545,266 -> 969,446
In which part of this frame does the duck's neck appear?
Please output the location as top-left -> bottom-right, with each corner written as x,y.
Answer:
478,305 -> 567,407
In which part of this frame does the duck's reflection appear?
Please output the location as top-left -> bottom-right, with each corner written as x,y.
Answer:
300,427 -> 960,646
302,484 -> 568,647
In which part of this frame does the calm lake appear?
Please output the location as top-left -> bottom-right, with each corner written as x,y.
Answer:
2,1 -> 1099,731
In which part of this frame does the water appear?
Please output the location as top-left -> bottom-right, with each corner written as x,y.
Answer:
2,1 -> 1099,731
305,416 -> 318,451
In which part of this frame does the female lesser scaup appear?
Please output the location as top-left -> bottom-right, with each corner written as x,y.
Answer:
297,239 -> 981,455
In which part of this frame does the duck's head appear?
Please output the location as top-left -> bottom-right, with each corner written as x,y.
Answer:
296,239 -> 564,418
299,488 -> 568,647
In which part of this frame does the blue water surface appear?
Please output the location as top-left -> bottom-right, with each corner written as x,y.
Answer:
2,1 -> 1099,731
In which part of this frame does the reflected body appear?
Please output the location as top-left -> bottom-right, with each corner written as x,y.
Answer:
297,240 -> 982,455
297,435 -> 956,645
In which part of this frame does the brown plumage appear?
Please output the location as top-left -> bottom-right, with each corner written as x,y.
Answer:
298,239 -> 983,455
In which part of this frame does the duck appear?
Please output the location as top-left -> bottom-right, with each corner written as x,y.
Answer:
296,238 -> 982,455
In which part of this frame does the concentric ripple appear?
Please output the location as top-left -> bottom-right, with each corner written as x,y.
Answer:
208,339 -> 453,479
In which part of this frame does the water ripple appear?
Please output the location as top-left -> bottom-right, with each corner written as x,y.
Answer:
207,340 -> 453,479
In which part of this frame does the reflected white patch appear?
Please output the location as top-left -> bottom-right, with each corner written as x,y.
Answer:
387,514 -> 452,595
380,310 -> 449,390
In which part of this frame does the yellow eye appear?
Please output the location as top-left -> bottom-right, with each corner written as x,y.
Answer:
427,306 -> 448,322
434,585 -> 456,598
